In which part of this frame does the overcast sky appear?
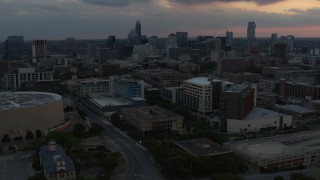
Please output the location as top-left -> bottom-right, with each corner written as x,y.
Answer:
1,0 -> 320,40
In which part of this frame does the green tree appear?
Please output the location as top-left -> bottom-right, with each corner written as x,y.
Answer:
45,131 -> 78,150
274,176 -> 285,180
211,174 -> 243,180
72,123 -> 86,138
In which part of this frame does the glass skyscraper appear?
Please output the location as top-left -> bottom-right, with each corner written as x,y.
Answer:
247,22 -> 256,52
3,36 -> 24,60
135,20 -> 141,44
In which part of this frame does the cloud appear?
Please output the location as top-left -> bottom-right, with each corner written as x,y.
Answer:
170,0 -> 285,5
79,0 -> 149,7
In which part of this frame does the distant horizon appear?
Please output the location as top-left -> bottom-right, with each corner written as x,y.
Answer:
0,1 -> 320,41
1,36 -> 320,42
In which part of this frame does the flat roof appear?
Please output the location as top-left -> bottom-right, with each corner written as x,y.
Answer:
175,138 -> 232,157
224,84 -> 248,93
275,104 -> 315,114
184,77 -> 211,86
226,130 -> 320,160
245,107 -> 285,120
0,92 -> 61,110
89,94 -> 132,108
122,106 -> 182,122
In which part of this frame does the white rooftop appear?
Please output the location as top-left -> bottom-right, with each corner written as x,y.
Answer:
89,94 -> 132,108
185,77 -> 211,86
227,130 -> 320,160
0,92 -> 61,110
245,107 -> 284,120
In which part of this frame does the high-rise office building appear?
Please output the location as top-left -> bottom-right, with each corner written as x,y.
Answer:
226,30 -> 233,47
3,36 -> 24,60
286,35 -> 294,52
32,40 -> 47,63
176,32 -> 188,47
148,36 -> 158,49
107,35 -> 116,51
271,33 -> 277,44
247,22 -> 256,52
135,21 -> 141,44
128,29 -> 139,46
65,38 -> 77,56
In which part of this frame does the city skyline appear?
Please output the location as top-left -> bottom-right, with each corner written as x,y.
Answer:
0,0 -> 320,40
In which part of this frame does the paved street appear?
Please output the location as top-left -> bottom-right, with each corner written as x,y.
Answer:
0,151 -> 34,180
77,102 -> 162,180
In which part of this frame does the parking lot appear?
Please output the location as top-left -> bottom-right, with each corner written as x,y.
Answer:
0,151 -> 34,180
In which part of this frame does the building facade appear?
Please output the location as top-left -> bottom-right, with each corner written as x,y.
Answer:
109,75 -> 144,98
121,106 -> 184,135
1,68 -> 53,90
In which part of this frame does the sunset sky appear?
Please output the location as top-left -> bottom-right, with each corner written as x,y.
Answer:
0,0 -> 320,40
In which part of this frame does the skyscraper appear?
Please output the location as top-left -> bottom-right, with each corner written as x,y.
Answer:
271,33 -> 277,44
65,37 -> 77,56
286,35 -> 294,52
176,32 -> 188,47
135,21 -> 141,44
32,40 -> 47,63
107,35 -> 116,51
128,29 -> 139,45
247,22 -> 256,52
3,36 -> 24,60
226,30 -> 233,47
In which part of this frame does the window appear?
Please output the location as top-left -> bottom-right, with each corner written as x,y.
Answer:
274,121 -> 277,124
248,124 -> 251,127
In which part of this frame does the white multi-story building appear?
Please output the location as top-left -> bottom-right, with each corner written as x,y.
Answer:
1,68 -> 53,90
67,78 -> 109,97
161,77 -> 233,113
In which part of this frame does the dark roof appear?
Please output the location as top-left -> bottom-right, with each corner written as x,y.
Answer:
39,145 -> 75,174
175,138 -> 232,157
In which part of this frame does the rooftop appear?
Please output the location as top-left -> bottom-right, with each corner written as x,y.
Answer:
0,92 -> 61,110
122,106 -> 182,122
184,77 -> 211,86
226,130 -> 320,160
39,144 -> 75,174
89,93 -> 132,108
245,107 -> 285,121
175,138 -> 232,157
224,84 -> 249,93
275,104 -> 315,114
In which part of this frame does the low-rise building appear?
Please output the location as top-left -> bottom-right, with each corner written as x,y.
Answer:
225,130 -> 320,172
121,106 -> 184,135
39,140 -> 76,180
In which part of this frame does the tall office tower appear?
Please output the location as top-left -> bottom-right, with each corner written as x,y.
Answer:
65,37 -> 77,56
176,32 -> 188,47
166,34 -> 177,58
128,29 -> 139,46
32,40 -> 47,63
247,22 -> 256,52
214,37 -> 222,51
135,20 -> 141,44
273,43 -> 287,65
3,36 -> 24,60
280,36 -> 286,43
148,36 -> 158,49
271,33 -> 277,44
226,30 -> 233,47
107,35 -> 116,50
286,35 -> 294,52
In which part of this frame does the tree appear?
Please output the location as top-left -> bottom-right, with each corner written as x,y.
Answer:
72,123 -> 86,138
45,131 -> 78,150
274,176 -> 285,180
211,174 -> 243,180
290,173 -> 316,180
